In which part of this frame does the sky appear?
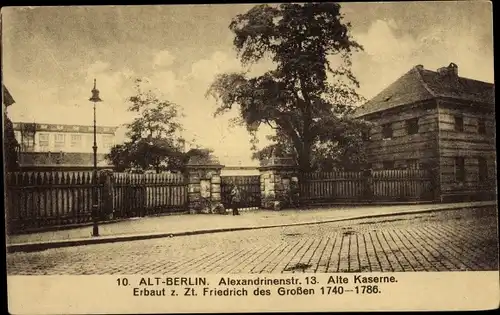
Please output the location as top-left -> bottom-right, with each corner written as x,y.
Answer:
2,2 -> 494,166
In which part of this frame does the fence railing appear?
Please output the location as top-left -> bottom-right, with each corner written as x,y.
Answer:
5,171 -> 101,233
300,169 -> 435,203
372,169 -> 434,201
112,172 -> 187,218
300,171 -> 366,202
5,168 -> 437,234
5,171 -> 188,234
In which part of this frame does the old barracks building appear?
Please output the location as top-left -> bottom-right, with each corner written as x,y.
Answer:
13,122 -> 118,171
355,63 -> 496,202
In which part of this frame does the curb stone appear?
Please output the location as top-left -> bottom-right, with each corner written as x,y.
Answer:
6,203 -> 495,253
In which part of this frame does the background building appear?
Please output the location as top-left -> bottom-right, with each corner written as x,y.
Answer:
355,63 -> 496,202
13,122 -> 118,171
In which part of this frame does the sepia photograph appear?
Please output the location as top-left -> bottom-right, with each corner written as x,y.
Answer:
3,1 -> 498,313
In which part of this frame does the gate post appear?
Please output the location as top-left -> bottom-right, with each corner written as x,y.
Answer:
210,173 -> 222,205
185,153 -> 224,214
259,156 -> 298,210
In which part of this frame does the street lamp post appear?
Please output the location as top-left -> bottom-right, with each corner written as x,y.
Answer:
89,79 -> 102,237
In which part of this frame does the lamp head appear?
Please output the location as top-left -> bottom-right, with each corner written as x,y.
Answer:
89,78 -> 102,102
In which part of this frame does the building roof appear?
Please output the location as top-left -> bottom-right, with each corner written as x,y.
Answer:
3,85 -> 15,106
354,63 -> 495,117
12,121 -> 119,135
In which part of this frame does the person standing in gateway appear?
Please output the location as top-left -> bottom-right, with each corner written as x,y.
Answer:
230,183 -> 242,216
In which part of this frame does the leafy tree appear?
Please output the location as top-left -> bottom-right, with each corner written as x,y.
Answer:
207,3 -> 370,172
252,115 -> 371,171
250,129 -> 294,161
107,138 -> 178,173
107,143 -> 130,172
311,114 -> 372,171
126,78 -> 184,142
107,79 -> 214,173
106,79 -> 182,173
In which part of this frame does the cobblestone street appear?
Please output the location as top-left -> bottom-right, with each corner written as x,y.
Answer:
7,207 -> 498,275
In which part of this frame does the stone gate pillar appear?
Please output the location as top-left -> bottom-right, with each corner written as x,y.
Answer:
185,153 -> 224,214
259,156 -> 298,210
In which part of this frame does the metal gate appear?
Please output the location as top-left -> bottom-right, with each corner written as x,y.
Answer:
221,175 -> 261,210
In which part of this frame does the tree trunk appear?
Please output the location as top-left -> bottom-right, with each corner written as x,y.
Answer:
299,81 -> 313,174
298,143 -> 312,173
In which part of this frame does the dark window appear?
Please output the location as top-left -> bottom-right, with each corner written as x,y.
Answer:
406,118 -> 419,135
362,130 -> 371,141
382,123 -> 393,139
420,162 -> 431,171
454,115 -> 464,132
478,119 -> 486,135
455,157 -> 465,182
383,161 -> 395,169
478,157 -> 488,181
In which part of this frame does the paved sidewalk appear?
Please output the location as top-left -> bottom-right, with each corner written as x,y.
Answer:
8,206 -> 498,274
6,201 -> 496,252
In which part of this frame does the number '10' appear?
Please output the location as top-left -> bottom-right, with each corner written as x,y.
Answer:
117,278 -> 129,286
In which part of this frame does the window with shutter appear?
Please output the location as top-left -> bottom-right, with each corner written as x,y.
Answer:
478,157 -> 488,181
382,123 -> 393,139
406,118 -> 419,135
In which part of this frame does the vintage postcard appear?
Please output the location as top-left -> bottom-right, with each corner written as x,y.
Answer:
3,2 -> 498,313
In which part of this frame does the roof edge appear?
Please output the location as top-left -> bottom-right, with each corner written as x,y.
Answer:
354,98 -> 437,119
354,65 -> 435,117
413,66 -> 437,98
12,121 -> 120,131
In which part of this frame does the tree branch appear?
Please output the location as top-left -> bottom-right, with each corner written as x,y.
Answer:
265,119 -> 279,130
